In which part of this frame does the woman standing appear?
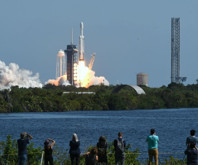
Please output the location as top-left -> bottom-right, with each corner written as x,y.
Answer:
69,133 -> 81,165
97,136 -> 107,165
44,138 -> 55,165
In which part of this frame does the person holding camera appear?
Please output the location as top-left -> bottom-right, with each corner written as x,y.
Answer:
17,132 -> 33,165
44,138 -> 55,165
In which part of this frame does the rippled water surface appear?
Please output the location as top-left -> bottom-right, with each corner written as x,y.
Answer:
0,108 -> 198,159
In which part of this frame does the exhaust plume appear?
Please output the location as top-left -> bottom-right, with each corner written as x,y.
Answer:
46,75 -> 70,86
46,60 -> 109,88
0,60 -> 42,90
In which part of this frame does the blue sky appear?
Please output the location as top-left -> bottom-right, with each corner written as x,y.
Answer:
0,0 -> 198,87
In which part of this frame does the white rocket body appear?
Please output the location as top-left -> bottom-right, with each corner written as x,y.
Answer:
79,22 -> 84,61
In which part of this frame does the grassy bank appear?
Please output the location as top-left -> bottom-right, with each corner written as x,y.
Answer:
0,135 -> 186,165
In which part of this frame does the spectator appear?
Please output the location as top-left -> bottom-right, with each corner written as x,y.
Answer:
97,136 -> 107,165
114,132 -> 126,165
44,138 -> 55,165
69,133 -> 81,165
186,129 -> 198,149
85,147 -> 98,165
146,129 -> 159,165
185,142 -> 198,165
17,132 -> 32,165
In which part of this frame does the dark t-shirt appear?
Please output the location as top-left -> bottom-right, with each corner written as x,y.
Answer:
17,138 -> 29,155
45,146 -> 53,158
69,141 -> 80,155
114,138 -> 126,158
186,136 -> 198,147
97,142 -> 107,162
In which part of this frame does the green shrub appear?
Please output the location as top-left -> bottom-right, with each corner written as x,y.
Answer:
0,136 -> 186,165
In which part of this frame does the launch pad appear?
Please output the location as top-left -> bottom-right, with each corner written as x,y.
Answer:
55,22 -> 109,88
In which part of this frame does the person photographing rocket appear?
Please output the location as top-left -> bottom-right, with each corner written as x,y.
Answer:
17,132 -> 33,165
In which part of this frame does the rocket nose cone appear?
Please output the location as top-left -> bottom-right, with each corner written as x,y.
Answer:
80,22 -> 84,29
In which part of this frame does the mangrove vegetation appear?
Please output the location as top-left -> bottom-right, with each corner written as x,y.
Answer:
0,83 -> 198,113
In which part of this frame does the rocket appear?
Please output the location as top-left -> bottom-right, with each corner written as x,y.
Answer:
79,22 -> 84,61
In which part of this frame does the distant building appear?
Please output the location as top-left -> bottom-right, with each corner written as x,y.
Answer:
137,73 -> 148,87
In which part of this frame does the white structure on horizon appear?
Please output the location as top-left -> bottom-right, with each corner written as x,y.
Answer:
137,73 -> 148,87
56,49 -> 66,79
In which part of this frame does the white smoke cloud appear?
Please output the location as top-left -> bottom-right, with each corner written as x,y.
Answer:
46,75 -> 70,86
0,60 -> 42,90
46,69 -> 109,88
86,69 -> 109,87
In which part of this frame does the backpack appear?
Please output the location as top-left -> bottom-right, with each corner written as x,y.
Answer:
98,146 -> 107,162
98,147 -> 106,157
115,139 -> 124,154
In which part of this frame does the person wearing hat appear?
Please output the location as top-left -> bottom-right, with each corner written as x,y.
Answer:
17,132 -> 33,165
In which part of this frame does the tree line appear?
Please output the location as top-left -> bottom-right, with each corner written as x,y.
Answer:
0,83 -> 198,113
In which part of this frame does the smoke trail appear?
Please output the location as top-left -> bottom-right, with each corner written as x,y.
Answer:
0,60 -> 42,90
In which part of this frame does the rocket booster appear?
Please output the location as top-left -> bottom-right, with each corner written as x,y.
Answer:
79,22 -> 84,61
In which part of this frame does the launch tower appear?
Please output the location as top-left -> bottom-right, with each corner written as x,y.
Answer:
171,18 -> 186,83
171,18 -> 180,83
64,32 -> 78,85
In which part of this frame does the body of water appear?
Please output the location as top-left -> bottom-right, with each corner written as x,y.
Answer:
0,108 -> 198,160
